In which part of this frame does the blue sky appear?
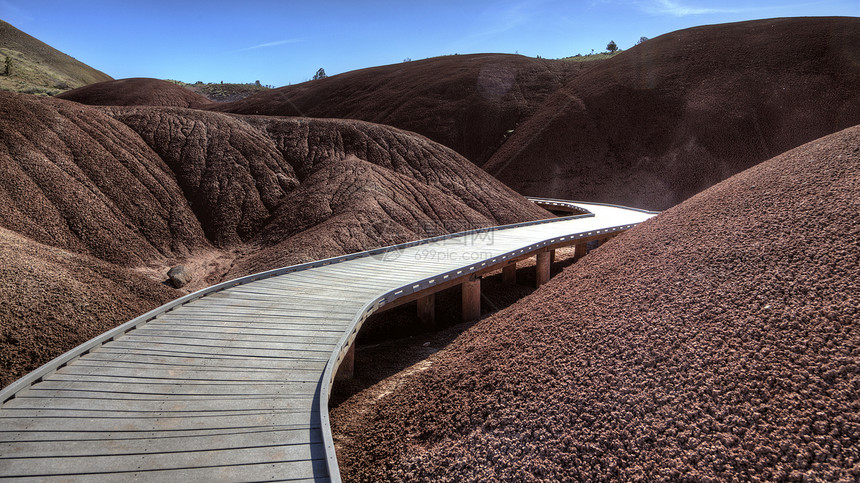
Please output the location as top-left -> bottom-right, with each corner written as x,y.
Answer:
2,0 -> 857,86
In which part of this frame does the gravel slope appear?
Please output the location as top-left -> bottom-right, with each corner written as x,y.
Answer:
331,125 -> 860,481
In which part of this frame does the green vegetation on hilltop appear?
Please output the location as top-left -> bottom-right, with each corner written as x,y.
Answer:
166,80 -> 272,102
0,20 -> 112,96
559,51 -> 622,62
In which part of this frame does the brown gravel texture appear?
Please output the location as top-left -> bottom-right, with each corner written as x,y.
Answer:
330,125 -> 860,481
0,227 -> 178,387
56,77 -> 212,109
0,91 -> 549,389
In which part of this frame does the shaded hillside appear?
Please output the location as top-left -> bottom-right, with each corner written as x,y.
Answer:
331,125 -> 860,480
484,17 -> 860,210
0,92 -> 208,266
0,20 -> 112,95
0,227 -> 178,388
57,78 -> 212,108
214,54 -> 585,166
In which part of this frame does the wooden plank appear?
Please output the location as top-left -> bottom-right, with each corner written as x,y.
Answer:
2,394 -> 315,413
147,318 -> 348,333
153,312 -> 356,327
118,330 -> 341,348
89,346 -> 330,363
166,303 -> 361,318
244,276 -> 389,294
0,445 -> 327,479
0,421 -> 320,442
20,379 -> 320,398
6,388 -> 315,403
0,426 -> 323,457
208,288 -> 374,303
0,409 -> 319,432
105,336 -> 337,355
51,366 -> 321,384
76,351 -> 327,371
66,339 -> 331,361
132,325 -> 345,339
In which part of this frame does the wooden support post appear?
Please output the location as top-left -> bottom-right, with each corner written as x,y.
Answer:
417,293 -> 435,327
536,250 -> 551,287
502,262 -> 517,285
549,248 -> 556,265
335,343 -> 355,381
462,276 -> 481,322
574,241 -> 588,261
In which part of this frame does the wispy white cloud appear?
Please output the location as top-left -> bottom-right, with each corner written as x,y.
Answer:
641,0 -> 743,16
235,38 -> 305,52
0,0 -> 34,23
456,0 -> 552,48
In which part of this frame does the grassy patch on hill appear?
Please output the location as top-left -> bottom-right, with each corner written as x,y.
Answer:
167,80 -> 272,102
559,51 -> 622,62
0,48 -> 75,96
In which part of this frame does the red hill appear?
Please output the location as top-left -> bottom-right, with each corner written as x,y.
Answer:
56,78 -> 213,108
485,17 -> 860,209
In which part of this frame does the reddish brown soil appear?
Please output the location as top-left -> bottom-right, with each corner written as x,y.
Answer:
485,17 -> 860,210
0,92 -> 209,266
56,78 -> 212,108
330,125 -> 860,480
0,227 -> 178,387
212,54 -> 585,166
0,91 -> 549,389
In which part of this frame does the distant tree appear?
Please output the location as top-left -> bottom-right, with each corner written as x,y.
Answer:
3,56 -> 11,76
313,68 -> 327,80
606,40 -> 618,53
636,36 -> 649,45
255,80 -> 262,86
403,57 -> 412,62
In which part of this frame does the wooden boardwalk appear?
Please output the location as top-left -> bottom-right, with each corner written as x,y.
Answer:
0,200 -> 656,481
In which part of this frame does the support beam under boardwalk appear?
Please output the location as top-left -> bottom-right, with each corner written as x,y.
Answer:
417,293 -> 435,327
502,262 -> 517,285
334,343 -> 355,381
574,241 -> 588,261
462,276 -> 481,322
536,249 -> 551,287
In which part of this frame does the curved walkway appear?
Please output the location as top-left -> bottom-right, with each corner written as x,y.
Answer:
0,200 -> 657,481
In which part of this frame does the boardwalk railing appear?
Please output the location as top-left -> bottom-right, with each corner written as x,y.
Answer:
0,199 -> 658,481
